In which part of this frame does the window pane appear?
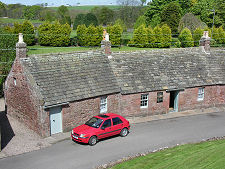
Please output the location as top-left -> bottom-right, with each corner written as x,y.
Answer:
141,94 -> 148,107
112,117 -> 123,125
157,92 -> 163,103
102,119 -> 111,128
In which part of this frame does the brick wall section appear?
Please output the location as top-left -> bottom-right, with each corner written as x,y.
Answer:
120,91 -> 170,118
5,57 -> 49,137
179,86 -> 225,111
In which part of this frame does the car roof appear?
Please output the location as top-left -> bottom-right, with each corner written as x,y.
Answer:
96,113 -> 120,119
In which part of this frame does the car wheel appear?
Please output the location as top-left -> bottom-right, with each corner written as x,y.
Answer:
89,136 -> 97,146
120,128 -> 128,137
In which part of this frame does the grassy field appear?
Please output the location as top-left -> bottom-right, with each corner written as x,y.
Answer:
49,5 -> 121,11
0,18 -> 44,24
27,45 -> 157,55
111,139 -> 225,169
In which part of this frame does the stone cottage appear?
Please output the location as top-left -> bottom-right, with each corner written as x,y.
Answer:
4,33 -> 225,137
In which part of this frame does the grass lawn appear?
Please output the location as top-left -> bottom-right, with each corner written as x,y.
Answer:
27,45 -> 157,55
111,139 -> 225,169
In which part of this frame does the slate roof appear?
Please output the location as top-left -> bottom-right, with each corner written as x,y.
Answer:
110,48 -> 225,94
21,52 -> 120,107
21,48 -> 225,107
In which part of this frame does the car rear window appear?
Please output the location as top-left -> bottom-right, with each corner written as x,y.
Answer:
112,117 -> 123,125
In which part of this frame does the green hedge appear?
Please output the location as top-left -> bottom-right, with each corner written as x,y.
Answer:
38,21 -> 71,47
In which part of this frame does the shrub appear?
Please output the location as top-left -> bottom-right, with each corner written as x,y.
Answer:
193,28 -> 204,46
153,25 -> 163,48
129,24 -> 148,48
146,26 -> 156,48
217,26 -> 225,44
161,24 -> 172,48
178,27 -> 194,47
77,24 -> 103,47
134,15 -> 146,29
107,24 -> 123,46
171,38 -> 181,48
38,21 -> 71,47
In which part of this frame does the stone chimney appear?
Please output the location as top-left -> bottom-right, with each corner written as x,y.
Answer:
101,30 -> 112,58
16,33 -> 27,58
199,31 -> 211,54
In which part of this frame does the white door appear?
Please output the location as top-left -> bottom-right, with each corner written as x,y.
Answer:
50,106 -> 62,135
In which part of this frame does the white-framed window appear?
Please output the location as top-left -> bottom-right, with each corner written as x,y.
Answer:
140,94 -> 148,108
198,88 -> 204,101
100,96 -> 107,113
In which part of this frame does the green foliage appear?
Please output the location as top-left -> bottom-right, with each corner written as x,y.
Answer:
115,19 -> 127,32
91,6 -> 114,25
38,21 -> 71,47
193,27 -> 204,46
5,20 -> 35,46
217,26 -> 225,44
77,24 -> 87,46
161,24 -> 172,48
215,0 -> 225,27
153,25 -> 163,48
107,24 -> 123,46
134,15 -> 146,29
57,5 -> 71,25
171,38 -> 181,48
73,14 -> 85,30
129,24 -> 148,48
0,28 -> 16,95
161,2 -> 182,34
0,1 -> 7,17
178,13 -> 207,33
23,5 -> 42,20
77,24 -> 103,47
178,27 -> 194,47
144,0 -> 174,28
84,13 -> 98,27
146,26 -> 156,48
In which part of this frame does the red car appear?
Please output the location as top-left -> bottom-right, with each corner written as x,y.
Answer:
71,113 -> 130,146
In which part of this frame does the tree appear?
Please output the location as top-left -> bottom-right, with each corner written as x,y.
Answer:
161,2 -> 182,35
107,24 -> 123,46
57,5 -> 71,25
161,24 -> 172,48
84,13 -> 98,27
115,19 -> 127,32
134,15 -> 146,29
0,1 -> 7,17
140,0 -> 147,6
117,0 -> 142,28
153,25 -> 163,48
145,0 -> 174,28
178,13 -> 207,33
193,27 -> 204,46
73,14 -> 85,30
178,27 -> 194,47
146,26 -> 156,48
130,24 -> 148,48
23,5 -> 42,20
215,0 -> 225,27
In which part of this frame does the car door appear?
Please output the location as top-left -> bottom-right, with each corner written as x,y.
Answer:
98,119 -> 112,139
111,117 -> 124,135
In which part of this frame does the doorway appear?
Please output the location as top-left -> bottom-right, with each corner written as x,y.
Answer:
169,91 -> 179,112
50,106 -> 62,135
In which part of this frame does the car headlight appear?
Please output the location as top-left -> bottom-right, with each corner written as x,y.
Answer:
80,134 -> 87,138
71,130 -> 74,135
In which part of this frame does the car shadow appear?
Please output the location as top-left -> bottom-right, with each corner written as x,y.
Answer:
0,111 -> 15,150
72,133 -> 129,146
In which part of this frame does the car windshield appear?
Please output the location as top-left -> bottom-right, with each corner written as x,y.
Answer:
85,117 -> 103,128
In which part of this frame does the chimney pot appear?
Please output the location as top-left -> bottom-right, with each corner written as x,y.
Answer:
16,33 -> 27,58
199,31 -> 210,54
18,33 -> 24,43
